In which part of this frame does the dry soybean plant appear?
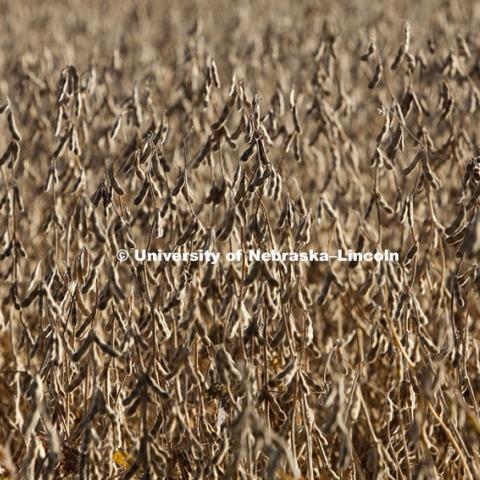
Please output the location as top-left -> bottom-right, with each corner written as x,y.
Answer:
2,0 -> 480,478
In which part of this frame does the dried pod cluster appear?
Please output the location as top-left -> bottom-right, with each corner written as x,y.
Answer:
1,1 -> 480,479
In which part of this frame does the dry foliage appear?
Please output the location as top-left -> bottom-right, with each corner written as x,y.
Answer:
1,1 -> 480,479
